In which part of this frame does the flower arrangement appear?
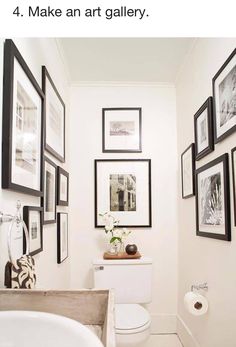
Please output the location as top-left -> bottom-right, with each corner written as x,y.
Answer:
99,212 -> 131,253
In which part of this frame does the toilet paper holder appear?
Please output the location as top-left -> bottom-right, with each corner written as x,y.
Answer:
191,282 -> 208,292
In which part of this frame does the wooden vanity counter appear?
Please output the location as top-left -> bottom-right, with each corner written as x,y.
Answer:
0,289 -> 116,347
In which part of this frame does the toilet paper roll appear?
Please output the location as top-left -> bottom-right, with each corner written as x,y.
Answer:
184,292 -> 208,316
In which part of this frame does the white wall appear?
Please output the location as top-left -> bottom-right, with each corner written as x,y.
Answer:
0,38 -> 70,289
69,84 -> 178,330
176,38 -> 236,346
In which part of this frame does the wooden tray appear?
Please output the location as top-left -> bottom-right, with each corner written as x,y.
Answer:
103,251 -> 141,260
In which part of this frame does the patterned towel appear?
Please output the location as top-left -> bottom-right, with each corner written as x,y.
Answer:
4,255 -> 36,289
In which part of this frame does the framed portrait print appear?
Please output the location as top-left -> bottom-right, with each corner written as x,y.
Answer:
102,108 -> 142,152
23,206 -> 43,256
57,167 -> 69,206
42,156 -> 57,224
212,48 -> 236,143
232,147 -> 236,226
42,66 -> 65,162
181,144 -> 195,199
95,159 -> 151,227
57,213 -> 68,264
2,39 -> 44,196
195,154 -> 231,241
194,97 -> 214,160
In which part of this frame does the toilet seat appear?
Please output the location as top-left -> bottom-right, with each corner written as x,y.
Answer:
115,304 -> 151,335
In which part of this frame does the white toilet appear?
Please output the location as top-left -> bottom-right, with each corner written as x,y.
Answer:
92,257 -> 152,347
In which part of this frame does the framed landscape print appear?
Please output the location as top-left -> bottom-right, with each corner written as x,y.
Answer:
194,97 -> 214,160
42,66 -> 65,162
57,167 -> 69,206
195,154 -> 231,241
212,48 -> 236,143
57,213 -> 68,264
95,159 -> 151,227
102,108 -> 142,152
232,147 -> 236,226
2,39 -> 44,196
181,144 -> 195,198
42,156 -> 57,224
23,206 -> 43,256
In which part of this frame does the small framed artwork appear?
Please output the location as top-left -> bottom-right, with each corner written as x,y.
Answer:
102,108 -> 142,153
23,206 -> 43,256
181,144 -> 195,198
194,97 -> 214,160
57,167 -> 69,206
232,147 -> 236,226
2,39 -> 44,196
95,159 -> 151,227
42,66 -> 65,162
212,48 -> 236,143
195,153 -> 231,241
57,213 -> 68,264
42,156 -> 57,224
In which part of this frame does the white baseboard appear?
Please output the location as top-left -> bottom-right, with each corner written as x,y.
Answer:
177,315 -> 200,347
150,314 -> 177,334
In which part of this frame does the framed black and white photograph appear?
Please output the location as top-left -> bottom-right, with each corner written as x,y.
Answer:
42,66 -> 65,162
195,154 -> 231,241
102,108 -> 142,152
57,167 -> 69,206
95,159 -> 151,227
23,206 -> 43,256
181,144 -> 195,199
212,49 -> 236,143
232,147 -> 236,226
194,97 -> 214,160
2,39 -> 44,196
57,213 -> 68,264
42,156 -> 57,224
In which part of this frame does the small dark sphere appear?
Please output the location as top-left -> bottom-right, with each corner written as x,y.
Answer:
125,244 -> 138,255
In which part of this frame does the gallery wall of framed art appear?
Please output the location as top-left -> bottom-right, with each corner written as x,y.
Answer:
180,47 -> 236,242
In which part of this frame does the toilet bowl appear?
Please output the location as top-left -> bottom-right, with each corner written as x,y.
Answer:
115,304 -> 151,347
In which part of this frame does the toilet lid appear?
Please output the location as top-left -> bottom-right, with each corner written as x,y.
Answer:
115,304 -> 150,330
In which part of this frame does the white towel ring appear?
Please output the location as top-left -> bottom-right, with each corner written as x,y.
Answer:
7,216 -> 30,263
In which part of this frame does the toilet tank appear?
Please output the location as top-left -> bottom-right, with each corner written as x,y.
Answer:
92,258 -> 152,304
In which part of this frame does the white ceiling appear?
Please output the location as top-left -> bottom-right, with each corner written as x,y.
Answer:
58,38 -> 194,83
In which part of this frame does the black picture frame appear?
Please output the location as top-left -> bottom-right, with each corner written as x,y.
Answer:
57,212 -> 68,264
194,97 -> 214,160
212,48 -> 236,143
41,156 -> 57,224
57,167 -> 69,206
95,159 -> 152,227
195,153 -> 231,241
23,206 -> 43,256
102,108 -> 142,153
181,143 -> 195,199
232,146 -> 236,226
42,66 -> 65,162
2,39 -> 44,196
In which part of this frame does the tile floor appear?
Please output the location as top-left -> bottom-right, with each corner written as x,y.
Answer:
143,334 -> 183,347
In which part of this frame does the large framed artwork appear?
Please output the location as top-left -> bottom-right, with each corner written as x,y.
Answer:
181,144 -> 195,199
102,108 -> 142,153
194,97 -> 214,160
42,156 -> 57,224
42,66 -> 65,162
23,206 -> 43,256
195,154 -> 231,241
232,147 -> 236,226
95,159 -> 151,227
57,213 -> 68,264
212,49 -> 236,143
57,166 -> 69,206
2,39 -> 44,196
